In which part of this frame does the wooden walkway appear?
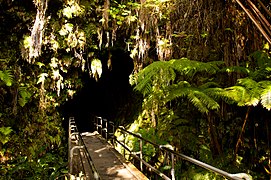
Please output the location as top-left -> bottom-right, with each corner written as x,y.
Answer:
80,132 -> 147,180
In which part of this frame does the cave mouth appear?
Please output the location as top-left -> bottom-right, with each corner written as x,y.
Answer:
61,49 -> 135,132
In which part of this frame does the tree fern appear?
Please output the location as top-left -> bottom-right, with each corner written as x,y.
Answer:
260,86 -> 271,110
0,70 -> 13,86
133,60 -> 175,96
165,82 -> 220,114
133,58 -> 223,96
170,58 -> 223,76
216,78 -> 271,110
165,81 -> 191,100
223,86 -> 256,106
192,90 -> 220,111
258,81 -> 271,110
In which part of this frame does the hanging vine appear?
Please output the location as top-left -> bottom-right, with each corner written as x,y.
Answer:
29,0 -> 49,62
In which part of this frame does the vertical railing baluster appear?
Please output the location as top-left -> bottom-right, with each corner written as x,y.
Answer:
104,119 -> 108,140
139,134 -> 143,171
123,130 -> 126,158
171,152 -> 175,180
100,118 -> 103,135
109,122 -> 115,144
96,117 -> 98,132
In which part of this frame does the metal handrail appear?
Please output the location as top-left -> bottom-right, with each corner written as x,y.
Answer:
93,116 -> 252,180
68,117 -> 101,180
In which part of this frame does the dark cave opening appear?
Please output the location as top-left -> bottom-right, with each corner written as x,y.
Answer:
61,49 -> 135,132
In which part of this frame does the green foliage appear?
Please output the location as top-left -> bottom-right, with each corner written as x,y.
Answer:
178,167 -> 221,180
0,70 -> 13,86
132,50 -> 271,178
165,82 -> 220,113
133,58 -> 223,113
260,85 -> 271,110
1,0 -> 271,178
0,127 -> 13,145
2,152 -> 67,179
133,58 -> 223,95
248,50 -> 271,81
217,78 -> 271,110
18,86 -> 31,107
62,0 -> 85,19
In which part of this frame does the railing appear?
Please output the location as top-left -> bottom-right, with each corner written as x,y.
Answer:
68,117 -> 101,180
93,116 -> 252,180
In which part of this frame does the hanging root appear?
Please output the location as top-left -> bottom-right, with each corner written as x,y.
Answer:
29,0 -> 49,62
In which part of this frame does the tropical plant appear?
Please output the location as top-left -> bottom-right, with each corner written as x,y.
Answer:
132,58 -> 224,114
0,70 -> 13,87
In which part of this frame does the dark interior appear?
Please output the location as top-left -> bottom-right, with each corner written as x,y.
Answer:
61,49 -> 134,132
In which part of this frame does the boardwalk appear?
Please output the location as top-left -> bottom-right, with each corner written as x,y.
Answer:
69,117 -> 250,180
81,132 -> 147,180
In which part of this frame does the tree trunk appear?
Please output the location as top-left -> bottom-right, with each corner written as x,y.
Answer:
207,113 -> 222,157
235,106 -> 251,160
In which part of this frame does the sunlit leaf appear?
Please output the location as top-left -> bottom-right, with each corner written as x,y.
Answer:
37,73 -> 48,84
36,62 -> 45,68
0,127 -> 13,145
63,7 -> 73,18
23,35 -> 32,48
261,86 -> 271,110
65,23 -> 74,32
0,70 -> 13,86
91,59 -> 102,81
67,33 -> 77,48
59,28 -> 68,36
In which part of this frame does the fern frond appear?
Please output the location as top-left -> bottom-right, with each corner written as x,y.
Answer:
134,58 -> 223,96
260,85 -> 271,110
165,82 -> 219,113
187,92 -> 209,114
237,78 -> 261,106
223,86 -> 249,106
134,61 -> 174,95
203,87 -> 237,104
0,70 -> 13,86
250,50 -> 271,68
171,58 -> 223,77
237,78 -> 258,89
221,66 -> 250,74
191,90 -> 220,112
198,82 -> 220,89
223,85 -> 260,106
165,81 -> 191,102
258,80 -> 271,88
18,86 -> 31,107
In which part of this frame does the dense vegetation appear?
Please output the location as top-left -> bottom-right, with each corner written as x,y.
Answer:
0,0 -> 271,179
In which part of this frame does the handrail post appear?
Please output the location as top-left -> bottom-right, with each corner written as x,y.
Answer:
134,133 -> 143,172
123,130 -> 126,158
96,116 -> 102,133
70,145 -> 84,174
109,121 -> 115,144
68,117 -> 72,175
97,117 -> 99,132
119,126 -> 126,158
160,145 -> 175,180
171,152 -> 175,180
138,133 -> 143,171
104,119 -> 108,140
100,118 -> 103,134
